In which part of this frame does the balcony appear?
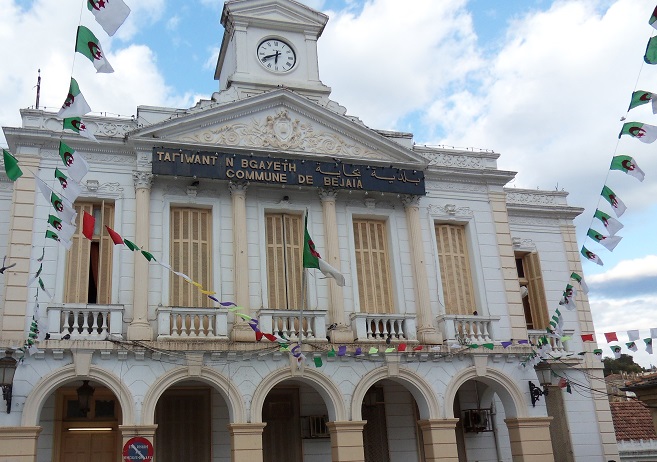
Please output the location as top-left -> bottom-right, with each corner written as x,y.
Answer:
47,304 -> 124,340
437,314 -> 500,344
528,329 -> 573,357
157,306 -> 228,340
256,309 -> 327,342
350,313 -> 417,342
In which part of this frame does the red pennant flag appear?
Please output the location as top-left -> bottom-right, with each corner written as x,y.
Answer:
263,333 -> 277,342
255,331 -> 264,341
604,332 -> 619,343
558,377 -> 568,388
397,343 -> 407,352
413,346 -> 423,351
82,211 -> 95,240
581,334 -> 594,342
105,225 -> 123,245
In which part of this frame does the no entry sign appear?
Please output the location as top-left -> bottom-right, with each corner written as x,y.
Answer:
122,436 -> 153,461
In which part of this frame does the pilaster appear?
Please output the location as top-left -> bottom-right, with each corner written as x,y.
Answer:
229,182 -> 253,341
417,419 -> 460,462
505,416 -> 554,462
229,422 -> 266,462
326,420 -> 366,462
119,424 -> 158,446
0,426 -> 42,462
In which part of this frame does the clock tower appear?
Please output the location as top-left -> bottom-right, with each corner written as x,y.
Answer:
214,0 -> 332,103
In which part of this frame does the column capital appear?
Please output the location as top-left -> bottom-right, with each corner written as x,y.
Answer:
401,194 -> 422,208
319,188 -> 339,202
504,416 -> 553,429
229,181 -> 249,195
417,418 -> 460,431
133,171 -> 153,190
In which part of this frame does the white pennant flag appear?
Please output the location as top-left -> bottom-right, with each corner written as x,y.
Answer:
627,330 -> 640,342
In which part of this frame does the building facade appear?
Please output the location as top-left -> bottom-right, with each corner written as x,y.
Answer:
0,0 -> 618,461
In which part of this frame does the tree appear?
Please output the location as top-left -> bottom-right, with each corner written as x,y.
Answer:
603,354 -> 645,377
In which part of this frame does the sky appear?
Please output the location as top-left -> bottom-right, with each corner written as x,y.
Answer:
1,0 -> 657,367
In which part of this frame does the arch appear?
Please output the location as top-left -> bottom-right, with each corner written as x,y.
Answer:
250,368 -> 346,422
444,366 -> 529,419
22,364 -> 136,427
351,367 -> 440,420
141,366 -> 246,425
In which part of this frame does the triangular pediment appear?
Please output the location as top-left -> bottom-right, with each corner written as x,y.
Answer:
222,0 -> 328,33
130,90 -> 427,167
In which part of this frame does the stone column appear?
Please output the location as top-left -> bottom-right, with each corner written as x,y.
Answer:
326,421 -> 366,462
319,189 -> 351,343
505,417 -> 554,462
128,172 -> 153,340
401,195 -> 441,344
1,156 -> 39,340
119,424 -> 158,446
0,426 -> 41,461
229,423 -> 266,462
417,419 -> 460,462
229,182 -> 252,341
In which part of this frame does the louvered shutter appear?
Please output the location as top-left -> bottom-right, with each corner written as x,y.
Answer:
96,201 -> 114,304
435,224 -> 476,315
353,219 -> 393,314
65,203 -> 93,303
169,208 -> 212,307
266,213 -> 303,309
526,252 -> 549,329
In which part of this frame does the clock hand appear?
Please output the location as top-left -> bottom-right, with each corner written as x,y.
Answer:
274,50 -> 280,64
261,53 -> 278,61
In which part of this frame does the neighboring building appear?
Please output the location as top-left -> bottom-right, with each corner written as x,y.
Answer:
606,373 -> 639,402
0,0 -> 619,461
610,400 -> 657,462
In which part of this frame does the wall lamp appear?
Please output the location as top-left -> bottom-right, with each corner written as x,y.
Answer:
0,349 -> 18,414
529,366 -> 552,407
77,380 -> 95,416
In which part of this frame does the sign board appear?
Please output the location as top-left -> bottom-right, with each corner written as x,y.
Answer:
152,148 -> 426,195
123,436 -> 154,462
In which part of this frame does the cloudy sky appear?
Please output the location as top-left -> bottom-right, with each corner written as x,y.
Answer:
2,0 -> 656,366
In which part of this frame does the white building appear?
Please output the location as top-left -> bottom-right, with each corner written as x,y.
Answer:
0,0 -> 618,461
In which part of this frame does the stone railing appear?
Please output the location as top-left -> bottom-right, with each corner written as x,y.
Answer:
527,329 -> 573,356
47,304 -> 124,340
437,315 -> 500,344
350,313 -> 417,342
256,309 -> 327,342
157,306 -> 228,340
617,439 -> 657,460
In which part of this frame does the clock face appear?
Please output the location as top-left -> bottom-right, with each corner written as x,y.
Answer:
257,39 -> 296,73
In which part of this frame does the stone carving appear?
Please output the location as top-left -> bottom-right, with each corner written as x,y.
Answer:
427,204 -> 473,219
420,152 -> 485,169
506,192 -> 557,206
176,109 -> 384,159
400,195 -> 421,208
133,172 -> 153,190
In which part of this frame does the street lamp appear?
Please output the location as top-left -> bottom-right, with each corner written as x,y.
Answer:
76,380 -> 95,416
0,349 -> 18,414
529,365 -> 552,407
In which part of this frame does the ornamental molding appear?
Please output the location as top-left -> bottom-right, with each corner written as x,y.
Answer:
421,152 -> 485,169
511,237 -> 536,250
80,181 -> 124,198
427,204 -> 473,219
508,216 -> 557,226
426,182 -> 488,193
400,195 -> 421,208
175,109 -> 386,160
133,172 -> 153,190
506,192 -> 557,206
42,150 -> 136,165
42,116 -> 135,138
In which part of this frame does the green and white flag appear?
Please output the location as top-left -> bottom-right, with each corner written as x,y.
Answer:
601,185 -> 627,217
87,0 -> 131,36
46,229 -> 71,250
63,117 -> 97,142
587,228 -> 622,252
593,209 -> 623,236
610,155 -> 645,182
581,246 -> 603,266
54,168 -> 81,203
645,338 -> 653,355
50,191 -> 77,224
57,78 -> 92,119
570,272 -> 589,294
651,6 -> 657,30
559,284 -> 577,310
303,212 -> 345,286
646,36 -> 657,64
59,142 -> 89,182
2,149 -> 22,181
27,263 -> 43,287
619,121 -> 657,143
611,345 -> 622,359
626,342 -> 638,352
48,214 -> 76,241
628,90 -> 657,113
75,26 -> 114,73
38,278 -> 52,299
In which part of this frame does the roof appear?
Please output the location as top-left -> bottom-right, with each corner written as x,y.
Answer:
610,401 -> 657,441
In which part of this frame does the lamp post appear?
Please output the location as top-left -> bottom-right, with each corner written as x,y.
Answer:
76,380 -> 95,416
529,365 -> 552,407
0,349 -> 18,414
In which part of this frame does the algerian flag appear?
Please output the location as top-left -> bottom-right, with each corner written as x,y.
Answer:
55,168 -> 81,203
570,272 -> 589,294
610,155 -> 645,182
559,284 -> 577,310
581,246 -> 603,266
87,0 -> 131,36
628,90 -> 657,113
611,345 -> 622,359
50,191 -> 77,224
27,263 -> 43,287
601,185 -> 626,217
593,348 -> 603,360
619,121 -> 657,143
646,36 -> 657,64
626,342 -> 638,352
57,78 -> 92,119
587,228 -> 622,252
303,213 -> 345,286
63,117 -> 98,142
651,6 -> 657,29
593,209 -> 623,236
46,229 -> 72,250
645,338 -> 653,354
3,149 -> 23,181
59,142 -> 89,182
75,26 -> 114,73
48,214 -> 76,241
38,278 -> 52,299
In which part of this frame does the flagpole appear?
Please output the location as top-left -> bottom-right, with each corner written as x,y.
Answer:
299,266 -> 307,347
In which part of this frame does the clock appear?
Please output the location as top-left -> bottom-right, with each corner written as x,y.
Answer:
257,39 -> 296,73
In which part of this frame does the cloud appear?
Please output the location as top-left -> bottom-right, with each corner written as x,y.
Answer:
588,255 -> 657,284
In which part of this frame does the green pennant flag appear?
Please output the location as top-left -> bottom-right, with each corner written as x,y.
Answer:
482,343 -> 494,350
645,36 -> 657,64
368,347 -> 378,354
63,117 -> 97,141
314,356 -> 323,367
75,26 -> 114,73
47,214 -> 63,230
593,209 -> 623,236
384,347 -> 395,353
45,230 -> 60,242
3,149 -> 23,181
327,347 -> 336,358
601,185 -> 626,217
141,250 -> 156,262
610,155 -> 645,181
124,239 -> 139,251
628,90 -> 655,111
468,344 -> 480,349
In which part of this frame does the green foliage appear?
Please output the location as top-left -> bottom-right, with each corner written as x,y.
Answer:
603,354 -> 645,377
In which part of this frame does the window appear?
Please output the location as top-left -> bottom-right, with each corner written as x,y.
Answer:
435,224 -> 476,315
266,213 -> 303,309
170,207 -> 212,307
353,218 -> 393,314
65,201 -> 114,304
516,252 -> 548,330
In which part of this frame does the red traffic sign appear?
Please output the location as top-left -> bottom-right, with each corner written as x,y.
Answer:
122,436 -> 153,462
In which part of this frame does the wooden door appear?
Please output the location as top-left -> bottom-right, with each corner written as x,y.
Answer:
263,388 -> 302,462
60,431 -> 116,462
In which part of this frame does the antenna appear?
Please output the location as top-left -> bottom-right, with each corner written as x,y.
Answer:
35,69 -> 41,109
